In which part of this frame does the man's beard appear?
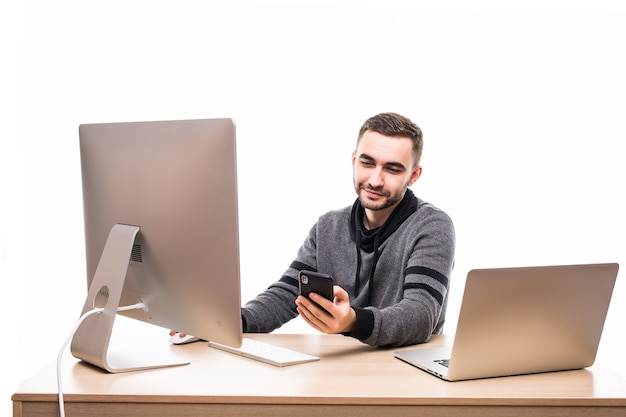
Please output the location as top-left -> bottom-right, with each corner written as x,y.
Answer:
355,183 -> 405,212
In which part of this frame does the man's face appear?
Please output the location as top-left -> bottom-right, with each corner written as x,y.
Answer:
352,130 -> 422,213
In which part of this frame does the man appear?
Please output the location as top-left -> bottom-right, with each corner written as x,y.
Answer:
240,112 -> 455,347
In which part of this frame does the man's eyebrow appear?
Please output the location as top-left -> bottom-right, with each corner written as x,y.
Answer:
383,161 -> 407,171
358,153 -> 376,162
358,153 -> 407,171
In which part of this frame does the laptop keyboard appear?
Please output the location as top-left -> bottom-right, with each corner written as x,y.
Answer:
434,358 -> 450,368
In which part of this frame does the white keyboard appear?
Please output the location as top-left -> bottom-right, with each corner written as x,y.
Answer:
208,338 -> 320,367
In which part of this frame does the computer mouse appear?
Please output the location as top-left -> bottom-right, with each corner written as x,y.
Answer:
169,333 -> 203,345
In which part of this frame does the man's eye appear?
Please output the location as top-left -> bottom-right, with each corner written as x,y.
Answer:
383,165 -> 403,174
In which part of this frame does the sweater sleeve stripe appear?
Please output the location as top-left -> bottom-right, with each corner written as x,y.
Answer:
278,275 -> 299,287
403,283 -> 444,305
403,266 -> 449,306
277,261 -> 317,288
289,260 -> 316,273
404,265 -> 449,286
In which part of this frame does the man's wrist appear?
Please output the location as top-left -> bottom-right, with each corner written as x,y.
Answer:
345,307 -> 375,341
337,307 -> 356,333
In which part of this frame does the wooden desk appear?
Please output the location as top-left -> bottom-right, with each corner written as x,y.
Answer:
12,332 -> 626,417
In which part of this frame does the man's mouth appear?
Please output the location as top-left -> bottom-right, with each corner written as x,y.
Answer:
362,186 -> 385,198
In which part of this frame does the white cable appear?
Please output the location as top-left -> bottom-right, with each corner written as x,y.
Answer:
56,302 -> 147,417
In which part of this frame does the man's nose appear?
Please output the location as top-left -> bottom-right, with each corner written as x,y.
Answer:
369,168 -> 384,187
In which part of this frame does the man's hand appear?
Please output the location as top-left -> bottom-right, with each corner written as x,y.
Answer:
169,329 -> 188,338
296,285 -> 356,334
168,330 -> 203,344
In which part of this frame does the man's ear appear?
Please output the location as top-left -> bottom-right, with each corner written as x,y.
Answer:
409,165 -> 422,186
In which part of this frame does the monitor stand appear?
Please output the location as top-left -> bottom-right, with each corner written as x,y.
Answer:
70,224 -> 189,373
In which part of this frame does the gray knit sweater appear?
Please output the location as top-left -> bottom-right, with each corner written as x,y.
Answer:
241,189 -> 456,347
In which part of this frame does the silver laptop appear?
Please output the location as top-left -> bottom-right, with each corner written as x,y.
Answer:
395,263 -> 619,381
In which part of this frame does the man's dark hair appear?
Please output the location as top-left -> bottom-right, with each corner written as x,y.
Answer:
358,112 -> 423,166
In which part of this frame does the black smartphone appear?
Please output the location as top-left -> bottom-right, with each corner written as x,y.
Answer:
298,270 -> 334,303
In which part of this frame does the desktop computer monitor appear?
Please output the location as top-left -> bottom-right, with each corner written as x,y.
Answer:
70,118 -> 243,373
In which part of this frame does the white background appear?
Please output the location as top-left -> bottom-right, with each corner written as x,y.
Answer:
2,0 -> 625,414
